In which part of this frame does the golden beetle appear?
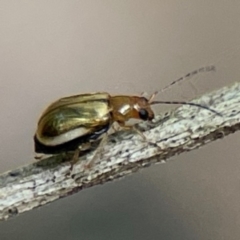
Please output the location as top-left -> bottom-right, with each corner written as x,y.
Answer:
34,92 -> 156,155
34,93 -> 220,155
34,66 -> 220,159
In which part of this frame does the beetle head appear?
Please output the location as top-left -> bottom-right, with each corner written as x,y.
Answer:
134,96 -> 155,121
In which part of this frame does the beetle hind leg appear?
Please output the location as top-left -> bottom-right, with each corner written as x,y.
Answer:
34,153 -> 52,161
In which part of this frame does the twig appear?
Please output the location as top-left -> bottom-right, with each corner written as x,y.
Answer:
1,82 -> 240,221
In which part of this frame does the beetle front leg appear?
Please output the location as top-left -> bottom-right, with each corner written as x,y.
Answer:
118,122 -> 162,152
117,121 -> 147,140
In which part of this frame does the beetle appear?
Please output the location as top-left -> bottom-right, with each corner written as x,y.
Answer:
34,65 -> 221,162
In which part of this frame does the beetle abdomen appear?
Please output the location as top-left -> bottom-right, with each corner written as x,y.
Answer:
34,93 -> 112,153
34,124 -> 110,154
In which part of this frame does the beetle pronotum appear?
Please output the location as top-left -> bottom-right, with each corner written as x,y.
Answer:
34,65 -> 221,165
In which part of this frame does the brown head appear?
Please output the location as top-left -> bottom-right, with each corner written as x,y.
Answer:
131,96 -> 155,121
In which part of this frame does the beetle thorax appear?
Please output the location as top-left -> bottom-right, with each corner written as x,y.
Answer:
110,96 -> 154,124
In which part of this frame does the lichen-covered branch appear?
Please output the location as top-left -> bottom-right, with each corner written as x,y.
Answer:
1,82 -> 240,221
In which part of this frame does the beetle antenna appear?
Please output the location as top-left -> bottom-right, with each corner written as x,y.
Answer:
148,65 -> 219,115
150,100 -> 222,116
152,65 -> 216,98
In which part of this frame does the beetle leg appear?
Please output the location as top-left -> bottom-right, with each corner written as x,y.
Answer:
34,154 -> 44,160
84,133 -> 109,169
116,120 -> 145,139
79,142 -> 92,151
118,122 -> 162,151
71,148 -> 80,166
34,153 -> 52,161
68,142 -> 92,171
112,122 -> 121,132
118,123 -> 147,140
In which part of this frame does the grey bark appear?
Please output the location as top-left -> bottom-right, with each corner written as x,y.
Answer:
0,82 -> 240,221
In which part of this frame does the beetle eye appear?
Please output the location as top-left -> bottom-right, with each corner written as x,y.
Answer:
139,109 -> 149,120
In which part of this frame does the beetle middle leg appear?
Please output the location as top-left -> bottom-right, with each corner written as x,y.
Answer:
68,142 -> 93,171
68,133 -> 110,171
83,133 -> 109,169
